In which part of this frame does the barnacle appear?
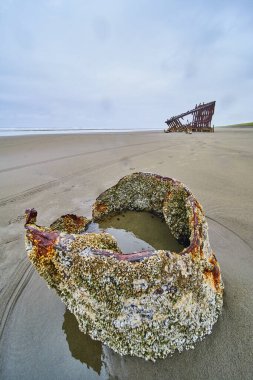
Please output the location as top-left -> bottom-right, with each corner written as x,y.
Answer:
24,172 -> 223,361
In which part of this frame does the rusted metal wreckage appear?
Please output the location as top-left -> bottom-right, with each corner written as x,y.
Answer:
165,101 -> 215,133
24,172 -> 223,361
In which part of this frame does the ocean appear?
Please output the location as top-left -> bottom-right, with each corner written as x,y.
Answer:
0,128 -> 159,137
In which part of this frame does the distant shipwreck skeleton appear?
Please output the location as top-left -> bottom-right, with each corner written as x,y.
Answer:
165,101 -> 215,133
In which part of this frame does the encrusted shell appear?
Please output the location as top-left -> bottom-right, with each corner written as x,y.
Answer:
24,172 -> 223,361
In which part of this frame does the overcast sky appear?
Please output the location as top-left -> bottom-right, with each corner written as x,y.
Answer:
0,0 -> 252,130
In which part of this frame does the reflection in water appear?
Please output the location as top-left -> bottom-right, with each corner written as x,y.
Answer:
62,309 -> 103,375
87,211 -> 184,253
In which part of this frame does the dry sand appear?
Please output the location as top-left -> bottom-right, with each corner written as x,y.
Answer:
0,128 -> 253,379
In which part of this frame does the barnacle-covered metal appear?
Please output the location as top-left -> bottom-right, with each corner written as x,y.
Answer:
50,214 -> 90,234
24,173 -> 223,361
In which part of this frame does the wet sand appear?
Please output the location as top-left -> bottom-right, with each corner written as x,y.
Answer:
0,128 -> 253,379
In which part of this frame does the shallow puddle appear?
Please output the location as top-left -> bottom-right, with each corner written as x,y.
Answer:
62,309 -> 104,376
87,211 -> 184,253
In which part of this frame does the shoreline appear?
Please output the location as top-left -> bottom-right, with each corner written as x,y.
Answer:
0,129 -> 161,138
1,125 -> 253,138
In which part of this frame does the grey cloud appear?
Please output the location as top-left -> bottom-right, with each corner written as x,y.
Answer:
0,0 -> 253,129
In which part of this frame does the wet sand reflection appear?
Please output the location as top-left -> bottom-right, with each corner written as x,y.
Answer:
62,309 -> 103,375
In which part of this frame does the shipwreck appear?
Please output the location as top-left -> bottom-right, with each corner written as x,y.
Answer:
165,101 -> 215,133
24,172 -> 223,361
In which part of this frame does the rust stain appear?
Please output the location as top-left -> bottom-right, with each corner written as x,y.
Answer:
26,226 -> 58,256
87,249 -> 155,262
69,214 -> 85,225
25,208 -> 37,225
212,265 -> 221,286
50,214 -> 89,234
95,203 -> 108,213
204,255 -> 221,291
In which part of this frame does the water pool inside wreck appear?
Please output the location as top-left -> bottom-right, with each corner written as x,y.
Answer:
86,211 -> 184,254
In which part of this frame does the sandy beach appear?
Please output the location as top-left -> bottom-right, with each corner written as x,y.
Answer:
0,128 -> 253,379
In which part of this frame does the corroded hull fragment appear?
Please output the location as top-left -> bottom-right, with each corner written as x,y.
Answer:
24,172 -> 223,360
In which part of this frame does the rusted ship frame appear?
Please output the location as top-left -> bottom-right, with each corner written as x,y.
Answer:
165,101 -> 215,133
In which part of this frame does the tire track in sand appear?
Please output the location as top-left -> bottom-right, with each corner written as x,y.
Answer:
206,215 -> 253,251
0,139 -> 164,174
0,260 -> 34,342
0,143 -> 181,208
